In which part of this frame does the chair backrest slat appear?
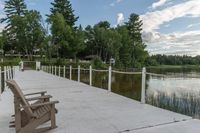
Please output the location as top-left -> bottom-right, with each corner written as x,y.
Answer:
6,80 -> 34,117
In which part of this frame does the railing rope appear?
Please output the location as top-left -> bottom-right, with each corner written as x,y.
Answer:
112,70 -> 141,75
92,69 -> 108,72
80,68 -> 90,71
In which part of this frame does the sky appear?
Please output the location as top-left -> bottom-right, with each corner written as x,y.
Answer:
0,0 -> 200,56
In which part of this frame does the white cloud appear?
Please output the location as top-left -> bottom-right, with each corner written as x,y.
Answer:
110,0 -> 123,7
151,0 -> 168,9
144,30 -> 200,56
141,0 -> 200,32
117,13 -> 124,25
142,0 -> 200,56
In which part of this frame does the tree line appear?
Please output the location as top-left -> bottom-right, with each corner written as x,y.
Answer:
0,0 -> 199,68
147,55 -> 200,66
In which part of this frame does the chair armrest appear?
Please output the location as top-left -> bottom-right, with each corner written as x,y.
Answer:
25,95 -> 52,101
20,101 -> 59,109
24,91 -> 47,96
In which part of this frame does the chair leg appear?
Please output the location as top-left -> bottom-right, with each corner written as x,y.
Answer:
51,104 -> 57,129
14,98 -> 21,133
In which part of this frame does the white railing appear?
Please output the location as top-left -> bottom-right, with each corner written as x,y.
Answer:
0,66 -> 17,99
41,65 -> 166,104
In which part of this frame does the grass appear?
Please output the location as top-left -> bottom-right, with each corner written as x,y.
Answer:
146,90 -> 200,118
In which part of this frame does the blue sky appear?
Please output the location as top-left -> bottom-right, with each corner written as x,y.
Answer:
1,0 -> 200,56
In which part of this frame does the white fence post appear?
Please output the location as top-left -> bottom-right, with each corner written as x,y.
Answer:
141,67 -> 146,104
59,66 -> 61,77
0,67 -> 1,98
63,66 -> 66,78
51,66 -> 53,74
12,67 -> 14,79
7,66 -> 10,79
4,66 -> 6,88
8,66 -> 11,79
48,66 -> 50,73
108,66 -> 112,92
89,65 -> 92,86
70,66 -> 72,80
13,66 -> 15,79
78,65 -> 80,82
55,66 -> 57,75
47,65 -> 49,73
36,61 -> 41,71
20,61 -> 24,71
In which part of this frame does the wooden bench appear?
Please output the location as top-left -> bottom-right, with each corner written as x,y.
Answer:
6,80 -> 59,133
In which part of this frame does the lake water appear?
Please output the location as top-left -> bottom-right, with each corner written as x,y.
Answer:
58,67 -> 200,117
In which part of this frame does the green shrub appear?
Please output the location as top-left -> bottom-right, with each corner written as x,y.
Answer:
92,57 -> 107,69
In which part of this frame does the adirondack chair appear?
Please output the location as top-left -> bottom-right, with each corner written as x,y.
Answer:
6,80 -> 59,133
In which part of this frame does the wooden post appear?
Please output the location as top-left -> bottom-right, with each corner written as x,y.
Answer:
59,66 -> 61,77
55,66 -> 57,75
108,66 -> 112,92
78,65 -> 80,82
70,66 -> 72,80
141,67 -> 146,104
63,66 -> 66,78
89,65 -> 92,86
52,66 -> 53,74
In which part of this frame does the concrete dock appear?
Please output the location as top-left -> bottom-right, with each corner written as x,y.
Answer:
0,70 -> 200,133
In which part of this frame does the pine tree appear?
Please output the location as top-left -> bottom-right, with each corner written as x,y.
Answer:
50,0 -> 78,27
1,0 -> 27,29
126,13 -> 148,67
126,13 -> 143,43
0,0 -> 27,55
